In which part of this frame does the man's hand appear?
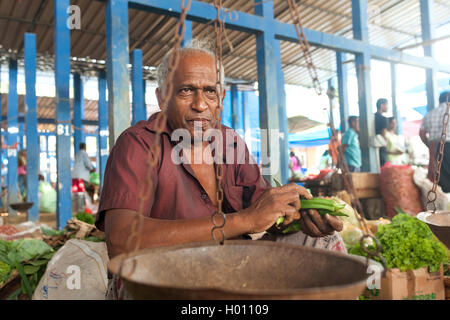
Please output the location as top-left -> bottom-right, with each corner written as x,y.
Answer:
298,210 -> 343,237
240,183 -> 312,234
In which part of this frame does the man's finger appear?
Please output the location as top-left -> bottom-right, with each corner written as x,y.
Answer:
300,211 -> 322,237
308,210 -> 333,234
325,214 -> 344,232
282,207 -> 301,225
274,183 -> 312,200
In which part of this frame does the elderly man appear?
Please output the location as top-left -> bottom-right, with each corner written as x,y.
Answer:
96,40 -> 344,299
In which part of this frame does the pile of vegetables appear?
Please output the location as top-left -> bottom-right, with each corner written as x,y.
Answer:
0,239 -> 54,299
350,213 -> 449,273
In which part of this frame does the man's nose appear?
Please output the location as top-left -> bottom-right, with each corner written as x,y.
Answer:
192,90 -> 208,112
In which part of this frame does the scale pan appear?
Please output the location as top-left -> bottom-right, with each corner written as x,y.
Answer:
417,211 -> 450,248
109,240 -> 371,300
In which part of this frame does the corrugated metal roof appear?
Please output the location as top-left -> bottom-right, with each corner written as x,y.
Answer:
0,0 -> 449,88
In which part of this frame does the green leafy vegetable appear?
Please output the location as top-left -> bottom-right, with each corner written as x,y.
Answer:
76,212 -> 95,225
0,260 -> 12,285
0,239 -> 54,299
350,213 -> 449,272
41,226 -> 66,236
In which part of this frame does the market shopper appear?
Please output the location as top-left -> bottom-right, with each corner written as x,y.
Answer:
341,116 -> 362,172
72,143 -> 95,187
97,41 -> 344,259
386,117 -> 405,165
375,98 -> 389,168
419,91 -> 450,192
289,150 -> 302,178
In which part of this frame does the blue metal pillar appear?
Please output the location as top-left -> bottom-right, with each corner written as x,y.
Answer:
98,71 -> 108,188
352,0 -> 378,173
24,33 -> 39,222
73,73 -> 85,153
7,59 -> 19,215
19,122 -> 24,150
336,52 -> 349,132
54,0 -> 72,229
275,39 -> 289,185
131,49 -> 146,125
181,20 -> 192,47
106,0 -> 131,147
254,0 -> 281,184
390,63 -> 402,135
143,79 -> 147,119
230,84 -> 239,130
420,0 -> 438,111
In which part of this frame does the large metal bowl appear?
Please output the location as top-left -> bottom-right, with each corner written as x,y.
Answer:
108,240 -> 370,300
9,202 -> 34,212
416,211 -> 450,248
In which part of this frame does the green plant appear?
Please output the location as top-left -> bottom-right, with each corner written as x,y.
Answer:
76,211 -> 95,225
350,214 -> 449,272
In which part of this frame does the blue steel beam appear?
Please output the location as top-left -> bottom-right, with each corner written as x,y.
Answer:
24,33 -> 39,222
54,0 -> 72,230
255,0 -> 281,184
143,79 -> 147,119
98,71 -> 109,188
1,117 -> 98,126
106,0 -> 131,147
19,122 -> 24,150
181,20 -> 192,47
336,52 -> 349,133
131,49 -> 146,125
390,63 -> 402,135
420,0 -> 438,111
275,39 -> 289,185
7,59 -> 19,215
125,0 -> 450,73
73,73 -> 86,153
352,0 -> 378,173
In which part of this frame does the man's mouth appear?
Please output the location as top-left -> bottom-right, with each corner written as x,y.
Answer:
186,118 -> 211,129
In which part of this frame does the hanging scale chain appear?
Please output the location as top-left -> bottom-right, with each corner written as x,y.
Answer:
426,97 -> 450,213
286,0 -> 386,269
211,0 -> 227,245
119,0 -> 192,279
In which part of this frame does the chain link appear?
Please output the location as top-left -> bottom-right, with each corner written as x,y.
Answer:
211,0 -> 227,245
426,97 -> 450,213
118,0 -> 192,281
286,0 -> 386,270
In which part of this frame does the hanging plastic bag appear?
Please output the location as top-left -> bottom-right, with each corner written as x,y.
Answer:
90,172 -> 100,186
38,181 -> 57,213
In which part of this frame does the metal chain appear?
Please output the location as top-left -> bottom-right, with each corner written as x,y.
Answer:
426,96 -> 450,213
118,0 -> 192,281
286,0 -> 386,269
211,0 -> 227,245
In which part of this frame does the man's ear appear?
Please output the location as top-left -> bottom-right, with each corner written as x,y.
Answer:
156,87 -> 164,111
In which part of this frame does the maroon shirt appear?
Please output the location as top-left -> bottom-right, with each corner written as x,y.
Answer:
95,112 -> 271,232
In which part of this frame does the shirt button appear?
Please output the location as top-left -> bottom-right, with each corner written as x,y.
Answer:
201,193 -> 208,200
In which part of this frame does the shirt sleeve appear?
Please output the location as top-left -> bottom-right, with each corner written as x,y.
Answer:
95,130 -> 158,231
341,131 -> 350,145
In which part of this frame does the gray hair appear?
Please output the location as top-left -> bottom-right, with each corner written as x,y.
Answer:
156,38 -> 225,90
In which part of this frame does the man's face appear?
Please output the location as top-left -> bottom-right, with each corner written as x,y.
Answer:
353,119 -> 360,132
156,51 -> 224,138
389,119 -> 396,131
381,103 -> 388,113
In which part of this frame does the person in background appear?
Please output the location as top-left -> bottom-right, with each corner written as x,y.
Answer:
72,142 -> 95,187
289,151 -> 302,178
375,98 -> 389,168
342,116 -> 362,172
419,91 -> 450,192
328,130 -> 341,168
385,117 -> 405,165
318,150 -> 332,170
17,150 -> 27,199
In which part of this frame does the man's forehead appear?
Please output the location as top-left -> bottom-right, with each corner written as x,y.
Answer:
175,51 -> 216,76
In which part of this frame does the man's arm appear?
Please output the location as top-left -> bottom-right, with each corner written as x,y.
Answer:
105,184 -> 310,259
419,127 -> 429,147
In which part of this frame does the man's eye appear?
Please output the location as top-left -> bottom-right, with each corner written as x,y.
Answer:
205,88 -> 216,94
181,88 -> 192,93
